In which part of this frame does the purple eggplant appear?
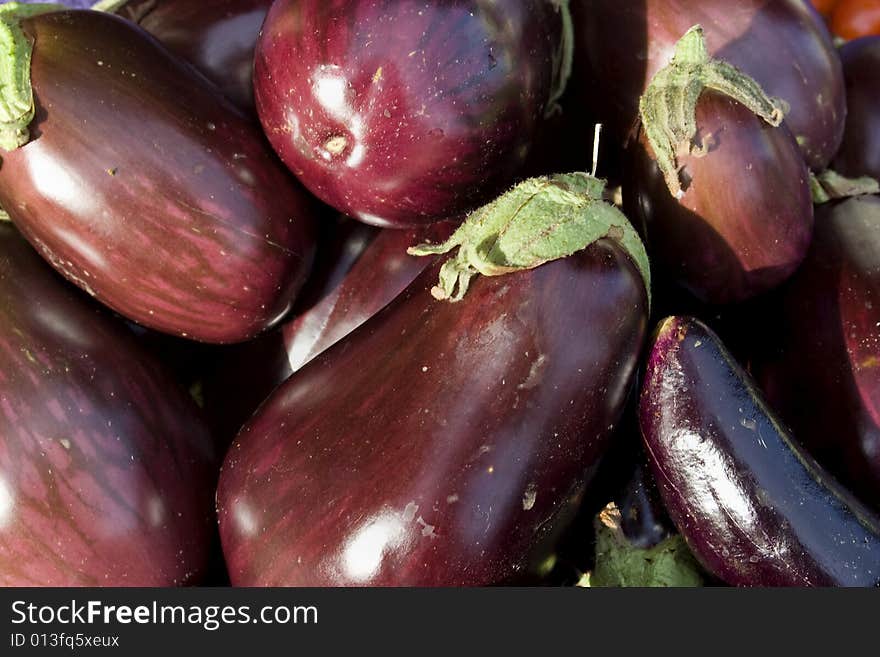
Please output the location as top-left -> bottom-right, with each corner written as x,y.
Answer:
755,195 -> 880,512
572,0 -> 845,171
253,0 -> 572,228
640,316 -> 880,587
0,8 -> 318,344
216,183 -> 650,584
831,37 -> 880,181
202,218 -> 455,444
105,0 -> 272,111
0,223 -> 216,586
626,91 -> 814,305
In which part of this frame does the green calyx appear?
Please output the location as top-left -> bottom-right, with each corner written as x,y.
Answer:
545,0 -> 574,117
580,503 -> 705,588
810,170 -> 880,204
90,0 -> 135,13
407,172 -> 651,306
639,24 -> 786,198
0,3 -> 65,152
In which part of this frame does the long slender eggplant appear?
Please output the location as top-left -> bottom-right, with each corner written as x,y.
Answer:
640,316 -> 880,587
217,173 -> 650,586
0,7 -> 318,344
626,90 -> 814,304
103,0 -> 272,111
202,218 -> 455,445
253,0 -> 573,228
0,223 -> 216,586
831,37 -> 880,181
755,195 -> 880,512
572,0 -> 845,170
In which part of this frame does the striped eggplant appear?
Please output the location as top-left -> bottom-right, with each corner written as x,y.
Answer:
756,195 -> 880,512
217,173 -> 651,586
104,0 -> 272,111
572,0 -> 845,170
0,223 -> 216,586
0,7 -> 318,344
640,316 -> 880,587
626,90 -> 814,305
253,0 -> 573,227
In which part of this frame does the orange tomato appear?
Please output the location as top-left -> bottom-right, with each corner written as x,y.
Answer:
832,0 -> 880,38
812,0 -> 840,17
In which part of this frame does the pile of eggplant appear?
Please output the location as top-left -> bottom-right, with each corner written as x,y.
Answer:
0,0 -> 878,588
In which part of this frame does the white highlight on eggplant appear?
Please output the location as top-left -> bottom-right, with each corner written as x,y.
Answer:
0,477 -> 13,528
342,513 -> 405,582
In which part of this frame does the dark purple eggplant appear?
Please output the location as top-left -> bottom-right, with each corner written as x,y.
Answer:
202,218 -> 455,444
755,195 -> 880,512
573,0 -> 845,171
105,0 -> 271,111
640,316 -> 880,587
217,173 -> 650,586
614,463 -> 674,550
0,8 -> 318,344
626,90 -> 814,305
253,0 -> 572,228
831,37 -> 880,181
0,223 -> 216,586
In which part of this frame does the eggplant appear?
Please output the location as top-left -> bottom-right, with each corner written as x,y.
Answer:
0,223 -> 216,586
626,90 -> 814,304
573,0 -> 845,171
614,463 -> 674,550
640,316 -> 880,587
217,173 -> 650,586
253,0 -> 572,228
104,0 -> 272,111
755,195 -> 880,512
831,37 -> 880,181
0,8 -> 318,344
202,218 -> 455,444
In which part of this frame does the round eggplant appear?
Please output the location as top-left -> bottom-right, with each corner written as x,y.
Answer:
106,0 -> 272,111
253,0 -> 572,228
640,316 -> 880,587
217,240 -> 649,586
573,0 -> 845,170
626,91 -> 814,305
0,9 -> 318,344
756,195 -> 880,512
831,37 -> 880,181
0,223 -> 216,586
202,219 -> 455,445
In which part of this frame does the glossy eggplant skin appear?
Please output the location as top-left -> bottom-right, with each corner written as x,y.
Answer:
831,37 -> 880,181
0,224 -> 216,586
203,219 -> 455,444
756,196 -> 880,512
573,0 -> 845,171
254,0 -> 566,228
217,242 -> 649,586
626,92 -> 814,305
0,10 -> 318,344
111,0 -> 272,111
640,316 -> 880,587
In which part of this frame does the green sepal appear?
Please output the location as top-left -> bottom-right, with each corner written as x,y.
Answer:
581,503 -> 705,588
810,169 -> 880,204
638,24 -> 786,198
90,0 -> 132,11
545,0 -> 574,117
407,172 -> 651,306
0,2 -> 66,152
